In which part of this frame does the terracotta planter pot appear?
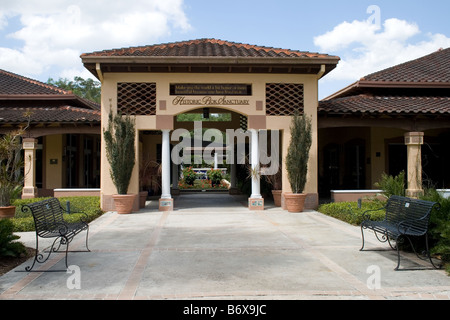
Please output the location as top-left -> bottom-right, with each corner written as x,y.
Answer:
0,206 -> 16,218
284,193 -> 306,213
139,191 -> 148,208
271,190 -> 282,207
112,194 -> 137,214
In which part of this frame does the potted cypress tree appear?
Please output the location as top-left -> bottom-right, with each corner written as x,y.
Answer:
103,109 -> 137,214
0,118 -> 30,218
285,112 -> 312,212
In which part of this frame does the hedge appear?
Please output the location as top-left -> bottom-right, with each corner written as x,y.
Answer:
318,193 -> 450,274
10,196 -> 104,232
318,199 -> 386,226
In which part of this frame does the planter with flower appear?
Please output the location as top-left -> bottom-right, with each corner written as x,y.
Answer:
207,169 -> 223,187
182,167 -> 198,186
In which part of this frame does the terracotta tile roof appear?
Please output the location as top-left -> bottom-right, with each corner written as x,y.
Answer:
0,106 -> 100,124
362,47 -> 450,83
82,38 -> 336,59
0,69 -> 100,124
319,94 -> 450,115
324,47 -> 450,101
0,69 -> 70,95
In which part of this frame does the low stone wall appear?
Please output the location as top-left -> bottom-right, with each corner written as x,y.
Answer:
53,188 -> 101,197
331,190 -> 384,202
437,189 -> 450,199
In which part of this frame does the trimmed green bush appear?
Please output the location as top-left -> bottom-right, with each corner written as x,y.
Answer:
318,200 -> 386,225
420,189 -> 450,272
10,196 -> 103,232
0,218 -> 26,257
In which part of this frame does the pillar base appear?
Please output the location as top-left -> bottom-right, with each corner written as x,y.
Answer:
159,198 -> 173,211
406,189 -> 424,199
229,187 -> 239,195
22,187 -> 38,199
249,198 -> 264,211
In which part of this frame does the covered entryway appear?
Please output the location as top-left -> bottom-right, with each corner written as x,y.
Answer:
319,105 -> 450,200
81,38 -> 340,212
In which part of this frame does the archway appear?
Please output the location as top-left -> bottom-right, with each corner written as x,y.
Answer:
138,107 -> 258,210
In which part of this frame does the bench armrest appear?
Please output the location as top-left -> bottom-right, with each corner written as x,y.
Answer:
361,206 -> 386,223
60,203 -> 90,223
54,222 -> 70,236
396,204 -> 439,235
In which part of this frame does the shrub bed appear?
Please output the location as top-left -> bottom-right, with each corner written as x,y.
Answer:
318,193 -> 450,274
318,199 -> 386,226
10,196 -> 104,232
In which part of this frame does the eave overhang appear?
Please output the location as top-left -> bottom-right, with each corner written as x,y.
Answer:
82,56 -> 340,79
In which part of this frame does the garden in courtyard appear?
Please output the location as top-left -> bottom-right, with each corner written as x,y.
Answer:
178,167 -> 229,191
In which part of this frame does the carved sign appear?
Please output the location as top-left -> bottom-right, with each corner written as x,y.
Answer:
172,96 -> 250,106
170,84 -> 252,96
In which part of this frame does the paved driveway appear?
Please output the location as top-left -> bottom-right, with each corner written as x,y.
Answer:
1,193 -> 449,300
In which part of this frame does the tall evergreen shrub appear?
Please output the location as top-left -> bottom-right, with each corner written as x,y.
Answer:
375,171 -> 406,198
285,112 -> 312,194
103,110 -> 136,195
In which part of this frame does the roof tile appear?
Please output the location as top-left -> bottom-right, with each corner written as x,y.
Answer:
319,95 -> 450,115
362,47 -> 450,83
0,69 -> 71,95
0,106 -> 100,123
81,38 -> 336,59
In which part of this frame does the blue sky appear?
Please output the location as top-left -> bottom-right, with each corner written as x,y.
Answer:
1,0 -> 450,99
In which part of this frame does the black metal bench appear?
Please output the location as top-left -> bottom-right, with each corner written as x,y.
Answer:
22,198 -> 90,272
360,195 -> 441,270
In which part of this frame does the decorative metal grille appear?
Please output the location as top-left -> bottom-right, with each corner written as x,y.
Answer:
265,83 -> 304,116
240,115 -> 248,131
117,83 -> 157,115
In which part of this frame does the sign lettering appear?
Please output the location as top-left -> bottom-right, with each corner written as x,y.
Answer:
171,84 -> 252,96
172,96 -> 250,106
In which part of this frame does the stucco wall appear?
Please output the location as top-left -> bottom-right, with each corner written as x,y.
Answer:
100,72 -> 320,211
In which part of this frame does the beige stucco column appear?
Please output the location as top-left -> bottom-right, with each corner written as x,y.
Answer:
22,138 -> 38,199
404,132 -> 424,198
159,129 -> 173,211
250,129 -> 262,199
248,128 -> 264,210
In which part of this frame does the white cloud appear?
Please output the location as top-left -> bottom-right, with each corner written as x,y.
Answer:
0,47 -> 43,74
0,0 -> 191,80
314,17 -> 450,82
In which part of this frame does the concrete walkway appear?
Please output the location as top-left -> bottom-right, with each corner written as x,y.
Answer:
1,192 -> 449,300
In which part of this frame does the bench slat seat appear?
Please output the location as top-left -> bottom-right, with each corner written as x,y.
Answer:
360,195 -> 441,270
22,198 -> 90,272
37,222 -> 88,239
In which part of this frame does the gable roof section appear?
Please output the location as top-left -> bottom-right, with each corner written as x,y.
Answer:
320,47 -> 450,116
0,69 -> 100,124
319,94 -> 450,116
0,69 -> 69,95
0,106 -> 101,124
362,47 -> 450,84
324,47 -> 450,100
82,38 -> 340,78
82,38 -> 336,59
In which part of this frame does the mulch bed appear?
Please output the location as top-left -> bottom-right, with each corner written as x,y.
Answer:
0,247 -> 35,276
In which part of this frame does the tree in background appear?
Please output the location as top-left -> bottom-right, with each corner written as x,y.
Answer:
47,76 -> 101,103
